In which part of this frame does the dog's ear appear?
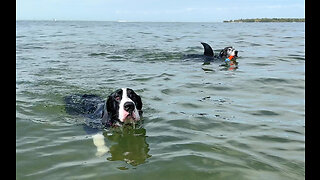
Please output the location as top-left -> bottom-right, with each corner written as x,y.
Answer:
219,49 -> 226,57
127,88 -> 143,111
106,95 -> 114,112
135,95 -> 143,116
219,47 -> 229,58
135,95 -> 143,111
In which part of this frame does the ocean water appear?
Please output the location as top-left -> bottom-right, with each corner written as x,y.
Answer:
16,21 -> 305,180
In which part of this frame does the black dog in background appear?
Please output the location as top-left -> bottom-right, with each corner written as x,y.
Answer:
184,42 -> 238,63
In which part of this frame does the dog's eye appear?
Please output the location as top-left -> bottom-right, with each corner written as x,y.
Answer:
115,96 -> 121,101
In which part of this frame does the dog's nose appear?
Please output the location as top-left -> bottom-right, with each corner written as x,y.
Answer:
235,51 -> 238,57
124,102 -> 135,112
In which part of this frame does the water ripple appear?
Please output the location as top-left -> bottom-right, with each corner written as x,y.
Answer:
16,21 -> 305,180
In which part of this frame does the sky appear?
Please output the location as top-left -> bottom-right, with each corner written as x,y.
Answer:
16,0 -> 305,22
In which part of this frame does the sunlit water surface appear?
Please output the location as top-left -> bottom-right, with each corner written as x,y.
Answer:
16,21 -> 304,180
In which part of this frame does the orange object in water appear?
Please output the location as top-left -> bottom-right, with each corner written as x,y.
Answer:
225,55 -> 234,62
228,56 -> 234,60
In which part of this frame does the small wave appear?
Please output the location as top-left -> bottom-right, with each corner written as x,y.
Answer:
88,52 -> 108,56
179,102 -> 202,109
205,85 -> 233,91
287,54 -> 305,61
248,62 -> 273,66
138,31 -> 153,35
133,76 -> 154,82
250,43 -> 262,46
16,35 -> 26,38
21,45 -> 46,50
249,134 -> 302,143
141,52 -> 183,61
157,73 -> 175,77
247,110 -> 280,116
254,77 -> 291,84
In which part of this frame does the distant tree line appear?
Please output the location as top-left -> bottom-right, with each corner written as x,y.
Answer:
223,18 -> 305,23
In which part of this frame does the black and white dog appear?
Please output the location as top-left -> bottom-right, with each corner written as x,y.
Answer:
104,88 -> 142,126
65,88 -> 142,128
64,88 -> 143,156
184,42 -> 239,63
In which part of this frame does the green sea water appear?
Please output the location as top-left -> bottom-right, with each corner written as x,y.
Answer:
16,21 -> 305,180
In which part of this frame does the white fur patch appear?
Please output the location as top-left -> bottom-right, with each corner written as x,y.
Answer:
92,133 -> 109,157
118,88 -> 140,122
228,47 -> 236,56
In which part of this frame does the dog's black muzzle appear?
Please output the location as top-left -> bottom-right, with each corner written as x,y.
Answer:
235,51 -> 238,57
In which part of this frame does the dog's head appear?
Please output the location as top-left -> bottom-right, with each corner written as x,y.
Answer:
106,88 -> 142,124
219,47 -> 238,59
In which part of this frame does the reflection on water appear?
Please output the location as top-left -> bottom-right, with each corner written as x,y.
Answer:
104,125 -> 151,166
220,60 -> 239,71
201,60 -> 239,72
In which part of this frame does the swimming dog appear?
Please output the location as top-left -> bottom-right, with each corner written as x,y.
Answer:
64,88 -> 143,156
64,88 -> 143,128
184,42 -> 238,63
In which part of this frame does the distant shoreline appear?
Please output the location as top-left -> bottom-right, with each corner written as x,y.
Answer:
223,18 -> 305,23
16,18 -> 305,23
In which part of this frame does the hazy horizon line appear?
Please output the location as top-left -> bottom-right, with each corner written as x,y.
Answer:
16,17 -> 305,23
16,19 -> 222,23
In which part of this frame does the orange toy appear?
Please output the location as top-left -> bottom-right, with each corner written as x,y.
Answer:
225,55 -> 234,62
